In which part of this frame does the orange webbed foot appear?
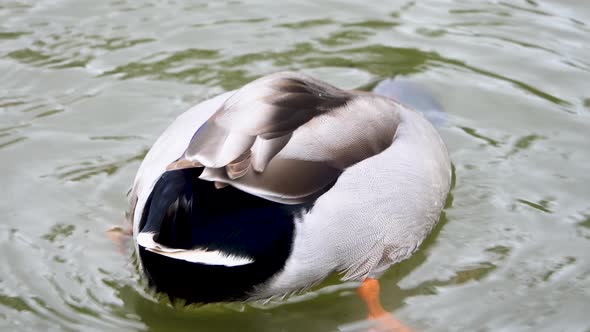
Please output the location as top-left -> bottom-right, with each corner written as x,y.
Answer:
357,278 -> 414,332
106,224 -> 132,253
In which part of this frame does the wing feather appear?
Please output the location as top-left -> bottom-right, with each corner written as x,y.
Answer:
137,232 -> 254,267
166,72 -> 400,205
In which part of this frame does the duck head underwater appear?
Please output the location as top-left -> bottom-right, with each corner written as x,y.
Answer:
122,72 -> 451,330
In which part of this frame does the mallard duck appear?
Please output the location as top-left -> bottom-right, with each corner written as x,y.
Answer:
127,72 -> 451,328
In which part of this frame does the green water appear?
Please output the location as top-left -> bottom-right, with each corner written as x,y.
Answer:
1,1 -> 589,331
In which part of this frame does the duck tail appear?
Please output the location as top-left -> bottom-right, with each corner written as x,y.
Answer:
137,169 -> 196,250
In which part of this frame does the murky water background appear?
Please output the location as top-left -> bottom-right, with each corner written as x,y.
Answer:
1,0 -> 589,331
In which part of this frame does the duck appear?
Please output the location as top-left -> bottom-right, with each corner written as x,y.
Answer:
126,71 -> 451,329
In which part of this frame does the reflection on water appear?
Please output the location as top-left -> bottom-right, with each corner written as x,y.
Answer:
1,0 -> 590,331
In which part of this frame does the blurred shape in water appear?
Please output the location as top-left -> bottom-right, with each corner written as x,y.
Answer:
373,78 -> 446,127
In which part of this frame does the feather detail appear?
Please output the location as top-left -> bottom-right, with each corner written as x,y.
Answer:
172,78 -> 401,205
181,72 -> 351,168
166,158 -> 202,171
214,181 -> 228,189
137,232 -> 254,267
167,72 -> 402,206
226,150 -> 252,180
251,134 -> 292,173
166,72 -> 353,204
184,121 -> 256,168
198,158 -> 340,204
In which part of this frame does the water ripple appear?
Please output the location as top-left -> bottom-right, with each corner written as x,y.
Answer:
1,0 -> 590,331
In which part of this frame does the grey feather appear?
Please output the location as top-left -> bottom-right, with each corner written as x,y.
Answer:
177,72 -> 353,192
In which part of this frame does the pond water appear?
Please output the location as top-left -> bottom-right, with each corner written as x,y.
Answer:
1,0 -> 589,331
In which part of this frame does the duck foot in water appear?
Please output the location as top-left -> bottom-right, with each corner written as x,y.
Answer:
106,224 -> 132,253
357,278 -> 413,332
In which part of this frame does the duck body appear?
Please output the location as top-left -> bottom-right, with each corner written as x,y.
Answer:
129,72 -> 451,303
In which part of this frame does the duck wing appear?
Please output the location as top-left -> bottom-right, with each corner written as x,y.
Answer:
169,72 -> 360,204
170,72 -> 404,205
180,72 -> 351,168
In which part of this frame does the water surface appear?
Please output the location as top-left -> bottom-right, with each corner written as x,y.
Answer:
1,0 -> 589,331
